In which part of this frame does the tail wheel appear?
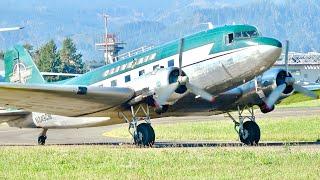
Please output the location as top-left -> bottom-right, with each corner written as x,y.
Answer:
239,121 -> 260,145
134,123 -> 155,146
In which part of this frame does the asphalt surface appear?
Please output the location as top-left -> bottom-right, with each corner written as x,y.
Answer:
0,107 -> 319,147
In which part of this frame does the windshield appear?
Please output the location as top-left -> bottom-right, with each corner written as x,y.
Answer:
235,30 -> 259,39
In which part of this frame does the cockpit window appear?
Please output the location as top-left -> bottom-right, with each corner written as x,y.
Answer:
235,30 -> 259,39
225,33 -> 234,44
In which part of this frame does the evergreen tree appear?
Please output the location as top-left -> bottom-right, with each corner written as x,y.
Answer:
59,38 -> 86,74
36,40 -> 61,81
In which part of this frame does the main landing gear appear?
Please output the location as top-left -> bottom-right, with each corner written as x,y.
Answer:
120,105 -> 155,147
38,128 -> 48,145
227,106 -> 260,145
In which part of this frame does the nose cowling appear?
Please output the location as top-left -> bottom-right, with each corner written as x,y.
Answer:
252,37 -> 282,48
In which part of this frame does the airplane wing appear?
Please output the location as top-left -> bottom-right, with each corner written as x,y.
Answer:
0,83 -> 134,117
303,84 -> 320,91
0,109 -> 30,124
0,27 -> 24,32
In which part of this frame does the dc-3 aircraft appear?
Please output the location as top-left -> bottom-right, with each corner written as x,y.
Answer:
0,25 -> 318,146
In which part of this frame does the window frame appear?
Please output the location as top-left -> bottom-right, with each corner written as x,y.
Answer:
168,59 -> 174,67
111,80 -> 117,87
153,64 -> 160,70
125,75 -> 131,83
139,69 -> 145,76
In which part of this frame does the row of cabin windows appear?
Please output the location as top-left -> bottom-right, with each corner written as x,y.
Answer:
110,59 -> 175,87
104,53 -> 157,77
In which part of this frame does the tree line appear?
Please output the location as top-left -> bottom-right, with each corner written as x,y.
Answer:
24,38 -> 88,82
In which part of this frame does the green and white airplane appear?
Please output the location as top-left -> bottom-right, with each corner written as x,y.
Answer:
0,24 -> 284,146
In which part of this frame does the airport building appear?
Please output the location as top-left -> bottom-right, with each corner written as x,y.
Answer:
274,52 -> 320,84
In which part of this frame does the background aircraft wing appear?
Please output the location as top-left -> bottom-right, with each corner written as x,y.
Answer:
0,27 -> 24,32
303,84 -> 320,91
0,83 -> 134,117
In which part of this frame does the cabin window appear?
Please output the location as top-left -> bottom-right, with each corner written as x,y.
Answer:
168,60 -> 174,67
125,75 -> 131,82
153,65 -> 160,70
139,70 -> 145,76
111,80 -> 117,87
225,33 -> 234,44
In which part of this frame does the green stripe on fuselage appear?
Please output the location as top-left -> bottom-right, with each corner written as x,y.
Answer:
63,25 -> 262,86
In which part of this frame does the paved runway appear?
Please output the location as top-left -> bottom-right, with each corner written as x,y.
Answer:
0,107 -> 319,146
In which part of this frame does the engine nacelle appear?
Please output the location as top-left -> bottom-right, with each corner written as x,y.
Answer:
219,68 -> 295,113
258,68 -> 295,98
127,67 -> 187,107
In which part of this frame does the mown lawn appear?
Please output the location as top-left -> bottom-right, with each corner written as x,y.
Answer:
105,116 -> 320,142
0,146 -> 319,179
278,90 -> 320,107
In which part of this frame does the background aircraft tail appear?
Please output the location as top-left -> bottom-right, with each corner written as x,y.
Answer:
4,45 -> 45,84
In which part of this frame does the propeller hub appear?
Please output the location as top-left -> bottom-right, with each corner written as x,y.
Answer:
285,77 -> 295,86
178,76 -> 188,85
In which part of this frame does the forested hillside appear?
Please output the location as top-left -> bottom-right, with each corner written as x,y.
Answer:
0,0 -> 319,63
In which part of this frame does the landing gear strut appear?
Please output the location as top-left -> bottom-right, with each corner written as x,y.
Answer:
227,106 -> 260,145
38,128 -> 48,145
120,105 -> 155,146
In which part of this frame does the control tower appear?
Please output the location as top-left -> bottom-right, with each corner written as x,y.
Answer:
95,14 -> 125,64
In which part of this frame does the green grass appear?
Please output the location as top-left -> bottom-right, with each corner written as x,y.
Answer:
278,99 -> 320,108
278,90 -> 320,107
0,146 -> 319,179
106,116 -> 320,142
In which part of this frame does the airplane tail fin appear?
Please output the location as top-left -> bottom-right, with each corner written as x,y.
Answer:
4,45 -> 45,84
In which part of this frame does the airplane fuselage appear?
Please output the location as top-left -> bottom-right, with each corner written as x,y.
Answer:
6,25 -> 283,128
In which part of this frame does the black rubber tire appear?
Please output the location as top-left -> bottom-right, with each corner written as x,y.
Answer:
38,136 -> 47,145
239,121 -> 260,145
134,123 -> 155,146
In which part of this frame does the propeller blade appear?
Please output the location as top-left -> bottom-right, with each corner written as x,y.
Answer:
186,83 -> 215,102
155,83 -> 179,105
265,84 -> 287,108
178,38 -> 184,76
284,40 -> 289,76
293,84 -> 319,99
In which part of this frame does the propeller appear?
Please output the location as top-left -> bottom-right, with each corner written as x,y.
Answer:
155,38 -> 215,106
265,40 -> 319,108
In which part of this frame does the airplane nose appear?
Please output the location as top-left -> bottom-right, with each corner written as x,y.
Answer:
254,37 -> 282,48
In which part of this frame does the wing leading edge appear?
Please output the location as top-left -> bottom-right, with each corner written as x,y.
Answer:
0,83 -> 135,117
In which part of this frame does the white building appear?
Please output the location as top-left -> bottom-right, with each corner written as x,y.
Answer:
274,52 -> 320,84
